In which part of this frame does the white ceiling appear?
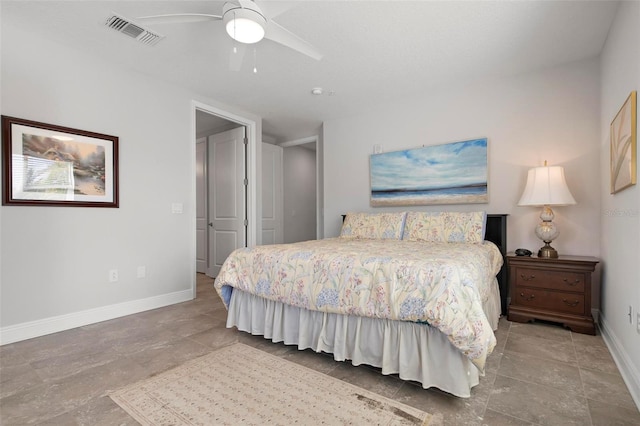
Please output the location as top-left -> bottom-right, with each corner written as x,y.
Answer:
2,1 -> 619,142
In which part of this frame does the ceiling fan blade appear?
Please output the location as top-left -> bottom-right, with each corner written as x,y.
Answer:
136,13 -> 222,25
255,1 -> 292,19
264,20 -> 322,61
236,0 -> 257,10
229,43 -> 247,71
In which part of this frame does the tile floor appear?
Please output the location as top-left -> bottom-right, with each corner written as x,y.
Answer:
1,274 -> 638,425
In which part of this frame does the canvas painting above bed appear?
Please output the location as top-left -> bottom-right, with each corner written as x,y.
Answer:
370,138 -> 488,206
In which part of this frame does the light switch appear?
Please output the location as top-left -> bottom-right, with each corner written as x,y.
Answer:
137,266 -> 146,279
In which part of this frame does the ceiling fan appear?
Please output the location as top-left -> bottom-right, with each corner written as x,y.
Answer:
136,0 -> 322,63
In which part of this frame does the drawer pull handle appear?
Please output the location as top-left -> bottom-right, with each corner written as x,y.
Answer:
563,299 -> 580,307
562,278 -> 581,286
520,292 -> 535,301
520,274 -> 536,281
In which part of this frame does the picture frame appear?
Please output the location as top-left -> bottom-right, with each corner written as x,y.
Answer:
370,138 -> 488,206
2,115 -> 119,207
610,91 -> 637,194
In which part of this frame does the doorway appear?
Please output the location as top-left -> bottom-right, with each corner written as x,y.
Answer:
279,136 -> 322,242
192,102 -> 258,298
261,142 -> 284,245
196,112 -> 245,275
206,126 -> 247,277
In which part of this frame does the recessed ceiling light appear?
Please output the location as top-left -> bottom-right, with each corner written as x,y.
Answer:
311,88 -> 323,95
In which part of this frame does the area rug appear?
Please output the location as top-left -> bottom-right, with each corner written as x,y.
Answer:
110,343 -> 434,425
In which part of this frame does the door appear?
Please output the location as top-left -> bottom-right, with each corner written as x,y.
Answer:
195,138 -> 207,273
207,127 -> 246,277
261,143 -> 283,245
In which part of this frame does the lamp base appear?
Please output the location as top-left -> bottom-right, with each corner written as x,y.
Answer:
538,242 -> 558,258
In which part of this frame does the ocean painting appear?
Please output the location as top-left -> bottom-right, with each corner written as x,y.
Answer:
370,138 -> 488,206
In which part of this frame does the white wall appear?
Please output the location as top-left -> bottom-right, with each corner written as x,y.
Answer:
599,0 -> 640,407
283,146 -> 317,243
0,20 -> 261,342
323,58 -> 601,260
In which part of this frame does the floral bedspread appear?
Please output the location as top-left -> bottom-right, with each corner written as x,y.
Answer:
214,238 -> 503,371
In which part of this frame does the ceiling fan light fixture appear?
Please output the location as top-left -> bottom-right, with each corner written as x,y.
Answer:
224,7 -> 266,44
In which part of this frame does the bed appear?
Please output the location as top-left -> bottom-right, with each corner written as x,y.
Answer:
214,211 -> 507,397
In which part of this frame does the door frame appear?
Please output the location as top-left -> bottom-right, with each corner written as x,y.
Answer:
195,137 -> 208,274
191,101 -> 258,299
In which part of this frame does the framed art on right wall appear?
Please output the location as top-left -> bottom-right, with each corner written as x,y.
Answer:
610,91 -> 637,194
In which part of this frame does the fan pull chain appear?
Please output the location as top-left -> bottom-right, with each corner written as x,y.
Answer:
253,47 -> 258,73
233,10 -> 236,39
232,11 -> 238,54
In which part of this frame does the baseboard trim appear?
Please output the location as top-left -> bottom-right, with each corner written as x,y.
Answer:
599,313 -> 640,411
0,289 -> 194,345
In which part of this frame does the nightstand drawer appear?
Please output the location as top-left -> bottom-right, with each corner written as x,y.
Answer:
515,288 -> 585,315
514,267 -> 586,292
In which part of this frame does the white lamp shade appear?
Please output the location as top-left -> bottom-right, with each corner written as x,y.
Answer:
224,8 -> 266,44
518,166 -> 576,206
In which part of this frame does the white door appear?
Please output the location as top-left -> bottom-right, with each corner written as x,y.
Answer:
261,143 -> 284,245
207,127 -> 246,277
195,138 -> 207,273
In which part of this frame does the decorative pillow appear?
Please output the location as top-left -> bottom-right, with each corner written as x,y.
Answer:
340,212 -> 407,240
403,211 -> 486,243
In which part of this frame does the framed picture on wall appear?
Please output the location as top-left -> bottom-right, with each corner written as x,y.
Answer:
610,91 -> 637,194
2,115 -> 119,207
370,138 -> 488,206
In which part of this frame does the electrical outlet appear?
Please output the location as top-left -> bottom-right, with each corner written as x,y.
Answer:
108,269 -> 119,282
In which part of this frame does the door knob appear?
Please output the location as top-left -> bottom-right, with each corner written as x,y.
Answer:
208,222 -> 213,227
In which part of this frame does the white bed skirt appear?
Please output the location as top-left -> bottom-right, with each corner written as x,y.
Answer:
225,279 -> 501,398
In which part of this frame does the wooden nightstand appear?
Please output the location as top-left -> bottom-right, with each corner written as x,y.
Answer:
507,254 -> 599,335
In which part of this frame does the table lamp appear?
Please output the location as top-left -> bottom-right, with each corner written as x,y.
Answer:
518,162 -> 576,258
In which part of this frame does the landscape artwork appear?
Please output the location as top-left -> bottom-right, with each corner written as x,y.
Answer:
2,115 -> 118,207
21,135 -> 107,196
370,138 -> 488,206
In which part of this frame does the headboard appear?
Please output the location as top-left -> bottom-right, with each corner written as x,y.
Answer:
486,214 -> 508,315
341,213 -> 509,315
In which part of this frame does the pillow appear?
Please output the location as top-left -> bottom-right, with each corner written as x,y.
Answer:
340,212 -> 407,240
403,211 -> 486,243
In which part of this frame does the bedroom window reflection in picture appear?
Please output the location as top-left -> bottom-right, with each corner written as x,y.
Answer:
370,138 -> 488,206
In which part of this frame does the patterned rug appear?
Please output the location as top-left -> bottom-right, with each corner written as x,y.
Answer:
110,343 -> 434,425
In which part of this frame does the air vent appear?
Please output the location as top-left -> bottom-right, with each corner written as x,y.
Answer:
105,13 -> 164,46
